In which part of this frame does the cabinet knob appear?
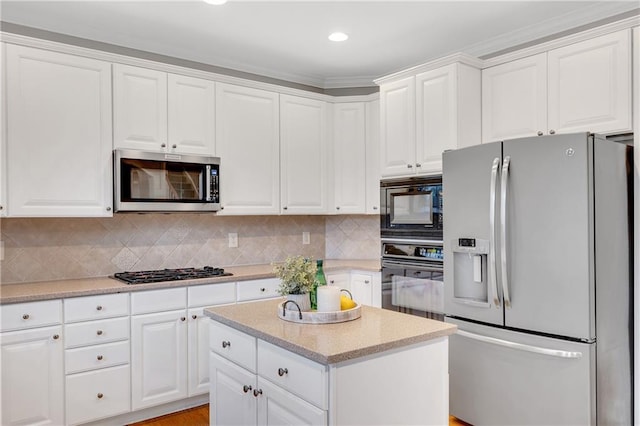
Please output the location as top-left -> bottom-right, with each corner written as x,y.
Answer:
97,393 -> 104,399
549,129 -> 556,135
416,163 -> 421,168
0,205 -> 3,210
181,317 -> 186,322
96,330 -> 103,336
336,206 -> 340,210
172,144 -> 177,149
283,206 -> 288,210
278,367 -> 288,377
253,388 -> 263,397
96,305 -> 103,311
53,334 -> 60,340
161,143 -> 166,148
537,131 -> 543,136
330,280 -> 335,284
260,288 -> 266,292
364,280 -> 370,284
222,341 -> 231,348
243,385 -> 252,393
22,314 -> 30,320
373,206 -> 378,210
97,355 -> 103,361
407,164 -> 413,168
106,207 -> 112,212
192,314 -> 197,320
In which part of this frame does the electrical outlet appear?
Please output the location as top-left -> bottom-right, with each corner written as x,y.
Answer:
302,231 -> 310,245
228,233 -> 238,248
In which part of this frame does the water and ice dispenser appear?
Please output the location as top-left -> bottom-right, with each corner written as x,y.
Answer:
452,238 -> 491,306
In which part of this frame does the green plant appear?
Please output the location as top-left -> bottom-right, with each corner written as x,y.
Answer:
273,256 -> 317,295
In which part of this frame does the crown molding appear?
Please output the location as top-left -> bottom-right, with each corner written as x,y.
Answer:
373,53 -> 484,86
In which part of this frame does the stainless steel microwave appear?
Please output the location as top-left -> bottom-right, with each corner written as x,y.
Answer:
380,176 -> 443,240
114,149 -> 220,212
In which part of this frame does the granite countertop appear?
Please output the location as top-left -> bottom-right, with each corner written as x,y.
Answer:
0,259 -> 380,304
204,298 -> 456,365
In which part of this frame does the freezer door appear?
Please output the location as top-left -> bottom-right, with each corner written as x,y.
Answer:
501,133 -> 594,339
443,142 -> 503,326
447,318 -> 595,426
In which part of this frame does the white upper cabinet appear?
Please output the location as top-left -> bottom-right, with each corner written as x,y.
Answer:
483,29 -> 632,143
365,100 -> 381,214
6,44 -> 113,217
280,95 -> 329,214
379,77 -> 416,177
333,102 -> 366,214
114,64 -> 215,155
215,83 -> 280,215
379,63 -> 480,177
168,74 -> 216,155
482,53 -> 547,143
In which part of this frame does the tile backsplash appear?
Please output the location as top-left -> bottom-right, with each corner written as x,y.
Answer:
0,214 -> 379,284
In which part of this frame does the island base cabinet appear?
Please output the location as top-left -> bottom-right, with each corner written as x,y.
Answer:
256,378 -> 327,426
210,352 -> 257,426
329,337 -> 449,426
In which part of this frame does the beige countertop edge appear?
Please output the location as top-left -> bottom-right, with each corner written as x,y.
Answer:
0,260 -> 381,305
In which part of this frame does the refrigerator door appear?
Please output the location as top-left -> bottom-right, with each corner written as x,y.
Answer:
443,142 -> 503,326
501,133 -> 594,339
447,317 -> 595,426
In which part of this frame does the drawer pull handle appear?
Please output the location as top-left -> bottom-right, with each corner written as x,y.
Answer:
96,306 -> 103,311
192,315 -> 197,320
96,330 -> 103,336
52,334 -> 60,340
278,367 -> 288,377
97,393 -> 104,399
97,355 -> 103,361
253,389 -> 263,397
181,317 -> 186,322
22,314 -> 30,320
222,341 -> 231,348
243,385 -> 252,393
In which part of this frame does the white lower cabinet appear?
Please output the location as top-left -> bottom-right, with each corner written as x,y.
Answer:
0,300 -> 63,426
210,352 -> 258,426
256,377 -> 326,426
326,270 -> 381,308
188,307 -> 212,396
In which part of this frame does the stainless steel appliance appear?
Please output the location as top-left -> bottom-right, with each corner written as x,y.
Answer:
114,149 -> 220,212
381,239 -> 444,320
443,133 -> 633,425
113,266 -> 232,284
380,176 -> 443,240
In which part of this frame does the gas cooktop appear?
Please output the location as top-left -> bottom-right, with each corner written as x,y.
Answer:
113,266 -> 232,284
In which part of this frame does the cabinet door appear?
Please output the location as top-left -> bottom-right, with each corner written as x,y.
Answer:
326,273 -> 350,290
113,64 -> 167,151
1,326 -> 64,426
256,377 -> 326,426
280,95 -> 329,214
350,273 -> 374,307
482,53 -> 547,143
548,29 -> 632,135
209,352 -> 257,426
131,310 -> 187,410
379,77 -> 416,177
215,83 -> 280,215
188,308 -> 210,396
333,102 -> 366,214
1,42 -> 6,217
6,45 -> 113,217
167,74 -> 215,155
365,99 -> 380,214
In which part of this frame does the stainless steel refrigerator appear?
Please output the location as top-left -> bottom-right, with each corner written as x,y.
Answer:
442,133 -> 633,425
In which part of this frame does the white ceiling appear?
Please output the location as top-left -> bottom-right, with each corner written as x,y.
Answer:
1,1 -> 638,89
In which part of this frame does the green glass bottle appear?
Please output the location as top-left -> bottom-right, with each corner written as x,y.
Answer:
310,259 -> 327,310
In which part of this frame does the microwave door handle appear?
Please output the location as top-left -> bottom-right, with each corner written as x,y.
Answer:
500,156 -> 511,308
489,157 -> 501,308
205,165 -> 212,201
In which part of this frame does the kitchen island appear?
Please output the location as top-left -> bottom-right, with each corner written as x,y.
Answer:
204,299 -> 456,425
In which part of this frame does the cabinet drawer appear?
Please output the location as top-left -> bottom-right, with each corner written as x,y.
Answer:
258,340 -> 327,409
65,340 -> 130,374
0,299 -> 62,332
209,320 -> 256,372
131,287 -> 186,314
237,278 -> 280,302
188,282 -> 236,307
66,364 -> 131,425
64,293 -> 129,323
65,317 -> 129,348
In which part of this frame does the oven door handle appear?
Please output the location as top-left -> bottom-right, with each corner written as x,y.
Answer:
382,259 -> 443,272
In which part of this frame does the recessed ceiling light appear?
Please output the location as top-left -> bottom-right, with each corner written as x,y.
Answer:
203,0 -> 228,5
328,32 -> 349,42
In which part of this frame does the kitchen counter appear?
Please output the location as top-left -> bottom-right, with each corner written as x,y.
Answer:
0,259 -> 380,304
204,298 -> 456,364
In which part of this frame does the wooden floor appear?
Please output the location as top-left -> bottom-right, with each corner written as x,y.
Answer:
129,404 -> 472,425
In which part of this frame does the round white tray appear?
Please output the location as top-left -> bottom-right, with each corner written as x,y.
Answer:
277,301 -> 361,324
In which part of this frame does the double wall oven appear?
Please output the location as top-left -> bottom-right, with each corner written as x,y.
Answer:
380,176 -> 444,320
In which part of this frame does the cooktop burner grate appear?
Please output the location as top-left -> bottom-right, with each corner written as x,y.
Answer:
113,266 -> 232,284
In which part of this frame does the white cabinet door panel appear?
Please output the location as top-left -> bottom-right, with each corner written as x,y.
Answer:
187,307 -> 210,396
257,377 -> 326,426
379,77 -> 416,177
365,99 -> 380,213
333,102 -> 366,214
210,352 -> 257,426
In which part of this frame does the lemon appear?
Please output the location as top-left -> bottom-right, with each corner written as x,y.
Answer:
340,295 -> 357,310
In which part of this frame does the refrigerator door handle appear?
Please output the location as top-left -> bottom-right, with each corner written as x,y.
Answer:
489,157 -> 501,307
500,156 -> 512,308
457,330 -> 583,359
